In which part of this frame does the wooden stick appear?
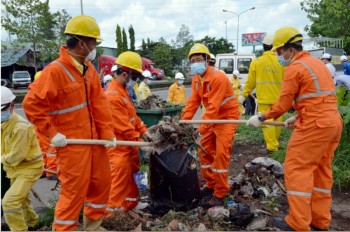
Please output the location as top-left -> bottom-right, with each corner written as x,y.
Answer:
44,169 -> 57,175
179,119 -> 285,126
66,139 -> 153,147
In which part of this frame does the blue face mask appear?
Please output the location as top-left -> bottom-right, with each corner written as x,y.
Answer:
191,62 -> 207,75
278,49 -> 292,67
1,111 -> 11,123
127,79 -> 137,88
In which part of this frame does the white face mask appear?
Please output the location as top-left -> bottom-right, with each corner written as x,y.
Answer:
178,80 -> 184,85
85,48 -> 96,62
146,79 -> 152,85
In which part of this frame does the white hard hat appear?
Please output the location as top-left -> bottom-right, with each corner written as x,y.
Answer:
175,72 -> 185,80
142,70 -> 152,78
1,86 -> 16,109
210,53 -> 216,61
340,55 -> 348,62
233,70 -> 240,76
262,34 -> 274,46
321,53 -> 331,59
111,65 -> 118,73
103,74 -> 112,83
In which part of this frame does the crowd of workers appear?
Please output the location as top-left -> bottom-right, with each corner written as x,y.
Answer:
1,13 -> 347,231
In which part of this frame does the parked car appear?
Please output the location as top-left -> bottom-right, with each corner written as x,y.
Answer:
215,53 -> 256,85
12,71 -> 31,89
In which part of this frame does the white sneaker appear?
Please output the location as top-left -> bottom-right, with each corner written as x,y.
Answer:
134,202 -> 149,210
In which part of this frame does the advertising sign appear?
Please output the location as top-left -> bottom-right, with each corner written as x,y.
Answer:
242,32 -> 266,46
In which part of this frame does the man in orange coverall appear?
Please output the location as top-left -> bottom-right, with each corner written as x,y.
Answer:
246,26 -> 343,231
22,15 -> 117,231
181,43 -> 240,208
105,51 -> 150,215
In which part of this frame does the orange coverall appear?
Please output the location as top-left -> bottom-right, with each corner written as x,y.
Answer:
36,130 -> 57,177
22,46 -> 114,231
182,66 -> 240,198
264,51 -> 342,231
105,79 -> 147,214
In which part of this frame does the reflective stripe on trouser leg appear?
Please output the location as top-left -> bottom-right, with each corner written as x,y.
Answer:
258,104 -> 281,151
284,117 -> 342,231
84,146 -> 111,220
198,130 -> 216,189
211,123 -> 236,198
107,147 -> 140,213
311,135 -> 341,229
53,145 -> 93,231
2,172 -> 41,231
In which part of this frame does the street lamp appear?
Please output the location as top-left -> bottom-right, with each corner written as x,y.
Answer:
223,7 -> 255,54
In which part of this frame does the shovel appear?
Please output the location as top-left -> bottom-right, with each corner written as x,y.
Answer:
179,119 -> 285,126
51,139 -> 153,147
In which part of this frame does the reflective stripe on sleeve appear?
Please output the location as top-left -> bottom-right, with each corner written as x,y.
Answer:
21,154 -> 42,163
125,197 -> 137,201
54,217 -> 77,225
294,61 -> 336,103
106,207 -> 124,212
313,187 -> 331,194
3,206 -> 23,214
287,190 -> 312,197
211,168 -> 229,173
48,101 -> 88,115
220,95 -> 236,107
46,153 -> 56,157
84,202 -> 107,209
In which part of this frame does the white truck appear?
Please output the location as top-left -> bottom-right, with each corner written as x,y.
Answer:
214,53 -> 256,85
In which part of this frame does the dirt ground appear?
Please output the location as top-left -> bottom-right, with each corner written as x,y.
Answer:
100,142 -> 350,231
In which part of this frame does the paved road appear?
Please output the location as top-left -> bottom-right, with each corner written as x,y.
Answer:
12,87 -> 202,214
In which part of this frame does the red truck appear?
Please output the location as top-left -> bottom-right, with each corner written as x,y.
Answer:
98,55 -> 164,79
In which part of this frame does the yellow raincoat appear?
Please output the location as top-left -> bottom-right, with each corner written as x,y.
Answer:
138,81 -> 151,100
167,82 -> 186,105
1,112 -> 43,231
242,51 -> 285,151
231,78 -> 245,115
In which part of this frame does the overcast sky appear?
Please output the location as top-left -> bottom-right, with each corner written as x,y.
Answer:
2,0 -> 316,53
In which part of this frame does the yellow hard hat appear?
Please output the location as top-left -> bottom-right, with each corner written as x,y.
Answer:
115,51 -> 143,74
34,71 -> 42,80
188,43 -> 211,59
272,26 -> 303,51
64,15 -> 102,40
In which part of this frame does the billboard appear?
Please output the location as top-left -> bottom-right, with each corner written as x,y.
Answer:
242,32 -> 266,46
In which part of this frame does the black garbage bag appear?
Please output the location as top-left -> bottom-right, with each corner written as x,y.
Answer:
149,146 -> 201,215
229,203 -> 254,227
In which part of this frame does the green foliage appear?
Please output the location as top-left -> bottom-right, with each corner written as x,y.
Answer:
149,39 -> 173,76
301,0 -> 350,54
171,24 -> 194,49
141,39 -> 146,51
116,24 -> 122,55
195,36 -> 234,55
128,25 -> 135,51
333,86 -> 350,188
1,0 -> 71,64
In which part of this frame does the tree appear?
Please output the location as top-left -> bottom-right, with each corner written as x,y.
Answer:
128,25 -> 135,51
301,0 -> 350,53
171,24 -> 194,48
122,28 -> 128,52
195,36 -> 234,55
149,38 -> 173,76
141,39 -> 146,51
1,0 -> 70,68
116,24 -> 122,55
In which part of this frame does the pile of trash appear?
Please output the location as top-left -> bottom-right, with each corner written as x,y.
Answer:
146,116 -> 199,154
231,157 -> 285,199
136,95 -> 174,110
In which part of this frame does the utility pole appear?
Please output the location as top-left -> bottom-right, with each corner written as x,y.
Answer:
80,0 -> 84,14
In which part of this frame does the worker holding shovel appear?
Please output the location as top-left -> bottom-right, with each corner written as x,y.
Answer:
246,26 -> 342,231
105,51 -> 151,215
23,15 -> 117,231
181,43 -> 240,208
